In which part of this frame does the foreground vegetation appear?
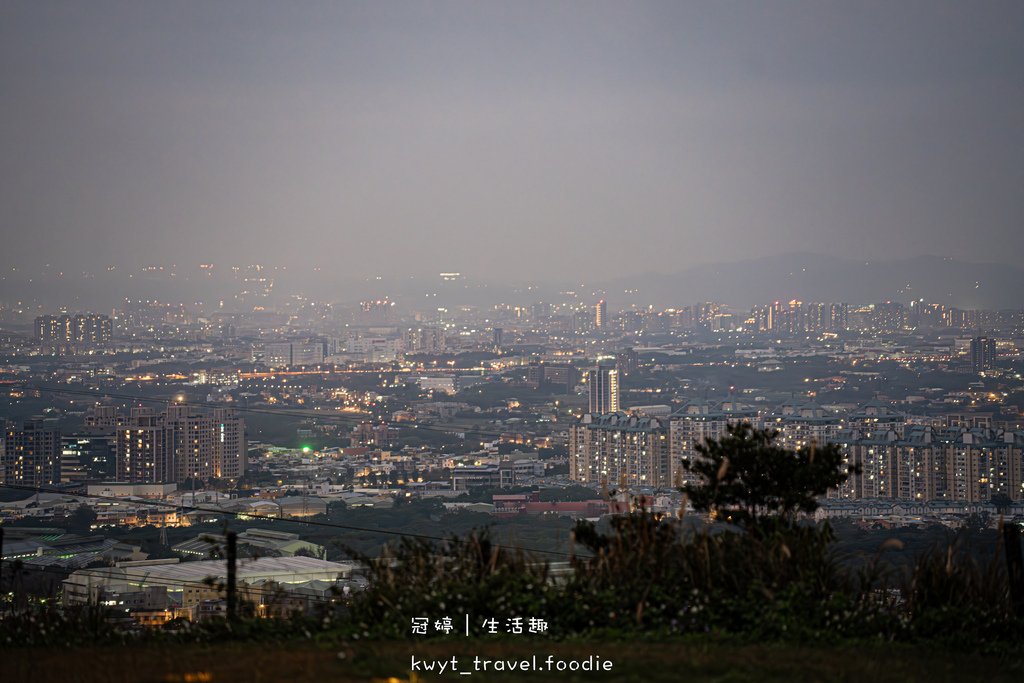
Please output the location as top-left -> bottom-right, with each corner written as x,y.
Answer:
346,517 -> 1021,649
6,511 -> 1020,656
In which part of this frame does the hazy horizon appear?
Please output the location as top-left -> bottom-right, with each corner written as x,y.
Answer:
3,252 -> 1024,312
2,1 -> 1023,284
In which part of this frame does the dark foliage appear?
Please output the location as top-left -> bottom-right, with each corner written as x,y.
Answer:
681,423 -> 859,527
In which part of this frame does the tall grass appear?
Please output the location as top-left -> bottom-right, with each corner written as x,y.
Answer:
345,532 -> 553,638
903,537 -> 1018,645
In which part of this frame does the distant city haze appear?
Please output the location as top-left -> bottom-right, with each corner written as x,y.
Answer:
1,2 -> 1022,289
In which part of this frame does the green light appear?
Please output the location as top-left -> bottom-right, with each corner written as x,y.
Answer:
302,446 -> 311,453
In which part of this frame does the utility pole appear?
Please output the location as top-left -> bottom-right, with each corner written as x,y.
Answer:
226,530 -> 237,621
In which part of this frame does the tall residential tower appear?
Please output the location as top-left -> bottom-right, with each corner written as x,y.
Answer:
587,366 -> 619,414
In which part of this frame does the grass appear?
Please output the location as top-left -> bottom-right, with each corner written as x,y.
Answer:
8,638 -> 1024,683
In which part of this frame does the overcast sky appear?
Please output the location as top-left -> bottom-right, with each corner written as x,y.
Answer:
1,1 -> 1021,283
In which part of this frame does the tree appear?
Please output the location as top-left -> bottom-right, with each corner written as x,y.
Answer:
962,512 -> 991,536
325,500 -> 347,520
680,423 -> 859,528
64,505 -> 97,533
991,492 -> 1013,516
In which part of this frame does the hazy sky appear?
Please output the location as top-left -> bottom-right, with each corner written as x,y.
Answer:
2,1 -> 1022,283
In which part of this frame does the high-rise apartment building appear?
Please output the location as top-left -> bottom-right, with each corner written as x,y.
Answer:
350,421 -> 401,448
804,302 -> 828,332
405,327 -> 446,354
594,299 -> 607,329
871,302 -> 905,332
35,314 -> 112,348
1,421 -> 62,487
61,432 -> 116,481
261,340 -> 326,367
909,301 -> 949,329
587,366 -> 619,414
829,303 -> 849,331
970,336 -> 996,372
526,363 -> 578,393
767,401 -> 842,451
751,301 -> 847,334
115,404 -> 246,483
85,406 -> 125,428
691,302 -> 723,330
569,413 -> 671,488
833,426 -> 1024,502
784,299 -> 804,334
